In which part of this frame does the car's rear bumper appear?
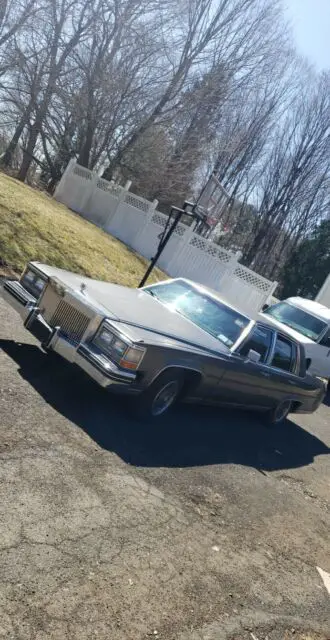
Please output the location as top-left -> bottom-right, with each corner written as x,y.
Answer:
1,279 -> 137,391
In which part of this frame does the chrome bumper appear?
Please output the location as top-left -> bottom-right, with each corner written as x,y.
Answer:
1,280 -> 38,321
1,279 -> 137,390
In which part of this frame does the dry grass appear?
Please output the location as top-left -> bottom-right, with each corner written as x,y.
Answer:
0,172 -> 165,286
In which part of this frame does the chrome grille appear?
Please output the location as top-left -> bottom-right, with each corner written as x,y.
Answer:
50,300 -> 90,342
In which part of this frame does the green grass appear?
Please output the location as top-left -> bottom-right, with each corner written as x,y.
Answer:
0,172 -> 165,286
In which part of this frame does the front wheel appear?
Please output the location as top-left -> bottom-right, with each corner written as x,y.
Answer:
133,370 -> 184,421
265,399 -> 292,427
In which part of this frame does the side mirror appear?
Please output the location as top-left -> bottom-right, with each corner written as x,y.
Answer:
306,358 -> 311,371
261,304 -> 269,312
248,349 -> 261,363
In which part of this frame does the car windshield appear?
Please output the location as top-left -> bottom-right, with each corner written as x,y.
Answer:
144,280 -> 250,347
263,302 -> 327,341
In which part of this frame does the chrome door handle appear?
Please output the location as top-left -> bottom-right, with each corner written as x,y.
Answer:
260,371 -> 271,378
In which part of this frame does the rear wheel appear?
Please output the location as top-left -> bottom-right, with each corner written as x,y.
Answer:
265,399 -> 292,426
134,370 -> 184,421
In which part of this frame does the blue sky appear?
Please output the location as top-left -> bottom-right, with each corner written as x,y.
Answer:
286,0 -> 330,70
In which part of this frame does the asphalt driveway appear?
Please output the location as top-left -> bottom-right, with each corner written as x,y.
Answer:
0,292 -> 329,640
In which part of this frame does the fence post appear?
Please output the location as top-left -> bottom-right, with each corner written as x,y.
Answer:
83,169 -> 101,220
54,158 -> 76,201
227,250 -> 240,276
102,187 -> 122,231
133,202 -> 158,254
268,281 -> 279,301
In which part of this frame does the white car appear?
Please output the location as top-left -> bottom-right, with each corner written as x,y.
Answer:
260,297 -> 330,380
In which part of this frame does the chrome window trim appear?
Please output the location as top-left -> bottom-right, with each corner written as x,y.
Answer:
264,329 -> 301,377
232,322 -> 274,363
230,319 -> 255,352
268,330 -> 300,376
233,323 -> 301,378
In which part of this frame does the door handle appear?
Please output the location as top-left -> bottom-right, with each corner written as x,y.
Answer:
260,371 -> 271,378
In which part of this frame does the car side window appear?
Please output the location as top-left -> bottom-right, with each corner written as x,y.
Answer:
238,326 -> 273,363
271,336 -> 297,373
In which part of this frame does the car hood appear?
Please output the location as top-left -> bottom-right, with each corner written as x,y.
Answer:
34,263 -> 230,355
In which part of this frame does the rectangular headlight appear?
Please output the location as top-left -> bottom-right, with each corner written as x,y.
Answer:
93,326 -> 129,360
21,267 -> 47,299
93,325 -> 145,370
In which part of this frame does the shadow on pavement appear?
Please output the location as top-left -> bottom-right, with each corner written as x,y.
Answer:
1,339 -> 329,472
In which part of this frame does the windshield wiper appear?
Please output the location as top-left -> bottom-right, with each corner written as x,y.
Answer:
145,289 -> 159,300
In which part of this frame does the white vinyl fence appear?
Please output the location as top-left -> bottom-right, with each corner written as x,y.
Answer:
55,160 -> 278,315
316,273 -> 330,307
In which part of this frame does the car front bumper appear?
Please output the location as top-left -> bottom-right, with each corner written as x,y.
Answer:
1,280 -> 137,391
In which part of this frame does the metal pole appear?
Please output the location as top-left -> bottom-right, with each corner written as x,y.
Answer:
138,207 -> 185,288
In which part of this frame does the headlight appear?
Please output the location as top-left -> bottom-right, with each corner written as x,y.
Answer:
112,337 -> 128,356
21,267 -> 47,299
93,325 -> 145,371
119,346 -> 146,370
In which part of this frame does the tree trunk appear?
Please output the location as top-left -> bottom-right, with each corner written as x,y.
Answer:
77,124 -> 94,168
17,121 -> 41,181
1,117 -> 27,167
102,67 -> 185,180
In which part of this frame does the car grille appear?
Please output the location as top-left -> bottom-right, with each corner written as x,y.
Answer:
50,300 -> 90,342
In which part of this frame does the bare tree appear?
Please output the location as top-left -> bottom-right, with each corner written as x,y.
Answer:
1,0 -> 98,180
242,72 -> 330,276
0,0 -> 37,49
101,0 -> 285,179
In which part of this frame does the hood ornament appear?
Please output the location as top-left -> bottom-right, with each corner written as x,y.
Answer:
80,282 -> 86,295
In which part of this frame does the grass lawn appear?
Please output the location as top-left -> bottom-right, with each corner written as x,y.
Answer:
0,171 -> 165,286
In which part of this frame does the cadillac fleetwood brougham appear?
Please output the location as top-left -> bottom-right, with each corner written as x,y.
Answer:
1,262 -> 326,422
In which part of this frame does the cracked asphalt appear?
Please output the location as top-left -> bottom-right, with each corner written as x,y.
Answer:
0,291 -> 329,640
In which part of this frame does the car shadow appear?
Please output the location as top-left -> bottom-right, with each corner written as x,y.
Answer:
1,339 -> 329,472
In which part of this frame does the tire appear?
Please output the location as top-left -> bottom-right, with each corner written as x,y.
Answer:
133,370 -> 185,421
264,399 -> 292,427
